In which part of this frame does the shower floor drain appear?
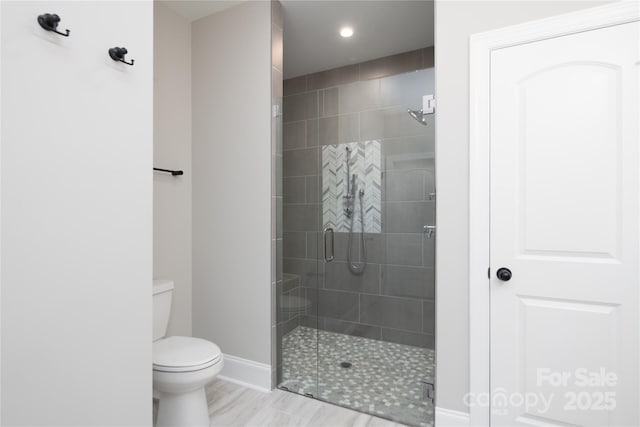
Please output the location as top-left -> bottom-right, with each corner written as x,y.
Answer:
340,361 -> 352,369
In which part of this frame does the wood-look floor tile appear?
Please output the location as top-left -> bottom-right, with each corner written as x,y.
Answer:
267,389 -> 325,423
203,379 -> 404,427
244,405 -> 306,427
305,404 -> 375,426
208,387 -> 270,425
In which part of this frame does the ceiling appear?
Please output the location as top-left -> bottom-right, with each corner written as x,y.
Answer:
281,1 -> 434,78
162,0 -> 435,79
161,0 -> 244,21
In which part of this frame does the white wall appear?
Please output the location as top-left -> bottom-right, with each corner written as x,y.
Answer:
154,2 -> 192,337
1,1 -> 152,425
192,0 -> 272,382
435,0 -> 612,414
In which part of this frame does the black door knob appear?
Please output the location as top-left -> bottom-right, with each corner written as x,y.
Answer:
496,268 -> 512,281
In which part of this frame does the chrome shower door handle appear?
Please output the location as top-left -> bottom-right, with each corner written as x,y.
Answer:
323,227 -> 334,262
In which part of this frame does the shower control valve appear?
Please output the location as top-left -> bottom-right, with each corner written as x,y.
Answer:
423,225 -> 436,239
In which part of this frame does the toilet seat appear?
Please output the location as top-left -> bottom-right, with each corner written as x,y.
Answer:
153,336 -> 222,373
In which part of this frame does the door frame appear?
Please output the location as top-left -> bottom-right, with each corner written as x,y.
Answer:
468,2 -> 640,425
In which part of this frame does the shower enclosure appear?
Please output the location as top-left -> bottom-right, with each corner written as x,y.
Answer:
276,48 -> 435,427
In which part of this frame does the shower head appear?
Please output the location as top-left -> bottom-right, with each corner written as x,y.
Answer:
408,108 -> 428,126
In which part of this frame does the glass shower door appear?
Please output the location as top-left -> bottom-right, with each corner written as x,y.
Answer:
277,55 -> 435,427
315,68 -> 436,427
276,83 -> 320,399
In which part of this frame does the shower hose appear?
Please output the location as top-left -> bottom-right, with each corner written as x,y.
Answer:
347,190 -> 366,275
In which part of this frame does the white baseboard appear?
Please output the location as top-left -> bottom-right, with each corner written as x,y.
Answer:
217,353 -> 272,393
435,407 -> 470,426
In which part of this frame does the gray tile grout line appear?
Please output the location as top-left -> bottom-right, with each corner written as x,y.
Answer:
287,285 -> 435,304
282,144 -> 434,154
284,58 -> 432,95
283,256 -> 435,270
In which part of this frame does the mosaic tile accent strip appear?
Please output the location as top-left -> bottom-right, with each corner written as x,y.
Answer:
322,141 -> 382,233
280,326 -> 435,427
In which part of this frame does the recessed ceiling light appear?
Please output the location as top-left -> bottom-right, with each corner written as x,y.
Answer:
340,27 -> 354,38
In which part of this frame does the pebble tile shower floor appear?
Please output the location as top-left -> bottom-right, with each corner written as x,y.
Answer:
280,326 -> 435,427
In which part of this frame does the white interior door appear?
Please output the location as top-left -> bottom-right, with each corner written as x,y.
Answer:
490,21 -> 639,426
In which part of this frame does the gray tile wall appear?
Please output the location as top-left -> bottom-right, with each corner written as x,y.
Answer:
278,48 -> 435,381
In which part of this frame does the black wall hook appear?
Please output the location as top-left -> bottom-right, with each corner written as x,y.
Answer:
38,13 -> 70,37
109,47 -> 134,66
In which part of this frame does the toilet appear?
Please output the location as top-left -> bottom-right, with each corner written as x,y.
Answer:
153,279 -> 223,427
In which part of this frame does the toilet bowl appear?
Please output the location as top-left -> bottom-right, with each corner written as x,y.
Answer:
153,280 -> 223,426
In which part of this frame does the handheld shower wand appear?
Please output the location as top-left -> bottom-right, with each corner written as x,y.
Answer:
347,182 -> 366,275
344,147 -> 354,218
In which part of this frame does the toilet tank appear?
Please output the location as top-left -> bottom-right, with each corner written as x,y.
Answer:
153,279 -> 174,341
